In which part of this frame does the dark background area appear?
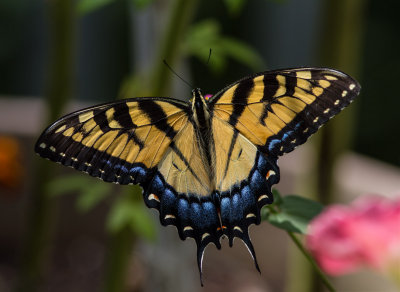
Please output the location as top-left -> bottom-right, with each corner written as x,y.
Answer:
1,0 -> 399,291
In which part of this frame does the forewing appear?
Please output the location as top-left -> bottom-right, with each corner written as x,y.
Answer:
35,98 -> 189,185
209,68 -> 361,156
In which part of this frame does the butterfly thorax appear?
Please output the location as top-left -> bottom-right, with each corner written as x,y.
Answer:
191,88 -> 210,130
191,88 -> 214,178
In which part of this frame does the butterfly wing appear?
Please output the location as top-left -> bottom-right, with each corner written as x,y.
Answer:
209,68 -> 361,156
206,67 -> 360,270
210,115 -> 279,270
35,98 -> 193,184
35,97 -> 221,278
35,68 -> 361,285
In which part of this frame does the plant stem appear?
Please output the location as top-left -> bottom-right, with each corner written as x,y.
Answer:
287,232 -> 336,292
103,226 -> 136,292
17,1 -> 75,291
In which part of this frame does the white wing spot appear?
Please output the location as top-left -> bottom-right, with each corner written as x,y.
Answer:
72,157 -> 78,162
324,108 -> 331,114
342,90 -> 348,97
201,233 -> 210,241
60,153 -> 66,157
303,128 -> 309,134
334,99 -> 340,106
164,214 -> 176,220
349,83 -> 356,90
183,226 -> 193,232
246,213 -> 256,219
313,117 -> 319,123
266,170 -> 276,179
50,146 -> 56,152
148,193 -> 160,202
233,226 -> 243,233
39,143 -> 46,149
291,139 -> 297,144
258,194 -> 269,202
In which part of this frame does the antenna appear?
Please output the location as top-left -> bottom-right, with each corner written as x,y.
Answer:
207,48 -> 212,65
163,60 -> 193,89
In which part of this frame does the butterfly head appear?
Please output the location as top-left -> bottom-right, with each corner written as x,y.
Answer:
191,88 -> 210,128
191,88 -> 207,108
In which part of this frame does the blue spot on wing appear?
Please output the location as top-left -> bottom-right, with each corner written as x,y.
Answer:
178,198 -> 190,222
268,139 -> 280,152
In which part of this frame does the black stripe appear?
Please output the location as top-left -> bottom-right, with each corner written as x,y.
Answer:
129,130 -> 145,150
139,101 -> 178,139
228,78 -> 254,126
285,74 -> 296,97
93,110 -> 111,132
114,102 -> 137,129
222,131 -> 238,180
262,74 -> 279,101
260,102 -> 272,126
169,141 -> 204,185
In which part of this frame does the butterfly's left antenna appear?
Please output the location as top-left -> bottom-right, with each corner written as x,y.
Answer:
163,60 -> 193,89
207,49 -> 212,65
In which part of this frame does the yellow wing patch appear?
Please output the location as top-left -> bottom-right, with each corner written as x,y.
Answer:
212,116 -> 257,193
37,99 -> 189,175
158,122 -> 212,196
211,68 -> 344,151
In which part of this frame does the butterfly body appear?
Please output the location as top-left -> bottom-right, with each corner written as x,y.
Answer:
35,68 -> 360,284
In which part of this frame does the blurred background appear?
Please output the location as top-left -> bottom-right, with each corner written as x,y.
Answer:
1,0 -> 400,291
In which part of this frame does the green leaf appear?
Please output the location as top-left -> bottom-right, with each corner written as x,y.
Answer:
107,187 -> 156,241
223,0 -> 247,15
219,38 -> 264,71
46,174 -> 111,212
127,203 -> 156,241
272,188 -> 283,205
183,19 -> 264,73
46,175 -> 93,197
77,0 -> 116,15
264,194 -> 324,234
75,182 -> 112,212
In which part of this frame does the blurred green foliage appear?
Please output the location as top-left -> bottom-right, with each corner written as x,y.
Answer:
262,190 -> 324,234
107,187 -> 156,240
46,175 -> 156,240
183,19 -> 264,73
223,0 -> 247,15
46,175 -> 112,212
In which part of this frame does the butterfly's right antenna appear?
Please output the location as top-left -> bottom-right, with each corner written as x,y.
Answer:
163,60 -> 193,89
207,49 -> 212,65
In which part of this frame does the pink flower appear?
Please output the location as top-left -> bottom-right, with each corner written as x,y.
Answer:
306,195 -> 400,278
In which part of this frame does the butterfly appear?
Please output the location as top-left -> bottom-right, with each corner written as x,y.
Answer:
35,68 -> 360,284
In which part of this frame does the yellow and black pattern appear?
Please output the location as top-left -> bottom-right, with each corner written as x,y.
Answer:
210,68 -> 360,157
36,98 -> 190,184
35,67 -> 360,285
